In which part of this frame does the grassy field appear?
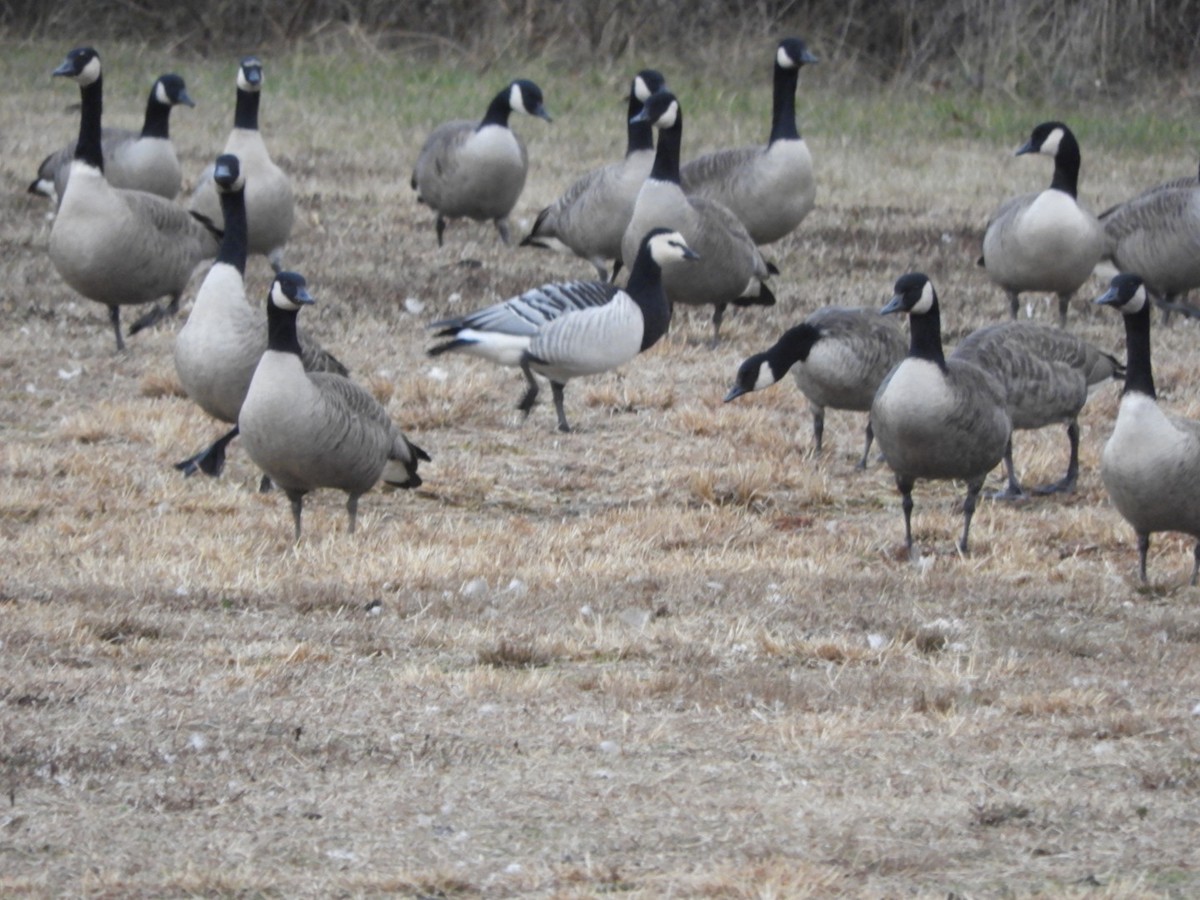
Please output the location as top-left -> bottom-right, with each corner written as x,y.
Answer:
3,37 -> 1200,897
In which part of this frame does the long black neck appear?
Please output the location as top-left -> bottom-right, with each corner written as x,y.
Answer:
141,88 -> 171,138
266,302 -> 303,356
908,302 -> 947,370
1120,303 -> 1156,399
768,63 -> 801,144
649,113 -> 682,183
627,252 -> 671,351
216,186 -> 249,275
1049,133 -> 1082,198
233,87 -> 260,130
480,90 -> 512,129
626,92 -> 654,157
74,76 -> 104,171
772,323 -> 819,373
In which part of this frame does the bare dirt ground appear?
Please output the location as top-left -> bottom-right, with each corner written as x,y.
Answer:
2,42 -> 1199,897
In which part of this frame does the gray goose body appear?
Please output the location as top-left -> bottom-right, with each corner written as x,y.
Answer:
621,90 -> 774,343
31,73 -> 194,205
412,80 -> 551,246
521,70 -> 665,279
951,322 -> 1122,498
680,37 -> 817,246
981,122 -> 1104,326
870,273 -> 1012,557
724,307 -> 905,468
239,273 -> 428,539
189,57 -> 293,271
174,155 -> 345,477
1096,274 -> 1200,585
47,48 -> 219,351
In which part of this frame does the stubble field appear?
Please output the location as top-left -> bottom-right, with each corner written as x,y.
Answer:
2,37 -> 1200,897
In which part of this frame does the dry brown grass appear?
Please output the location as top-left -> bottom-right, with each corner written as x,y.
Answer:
2,40 -> 1200,898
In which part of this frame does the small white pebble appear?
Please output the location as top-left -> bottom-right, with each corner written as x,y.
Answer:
867,633 -> 888,650
1191,701 -> 1200,716
187,733 -> 207,752
505,863 -> 523,875
447,292 -> 462,304
427,366 -> 448,382
404,297 -> 425,314
461,577 -> 489,598
505,578 -> 528,596
57,367 -> 81,380
579,604 -> 594,618
24,383 -> 37,394
598,741 -> 620,755
174,585 -> 188,597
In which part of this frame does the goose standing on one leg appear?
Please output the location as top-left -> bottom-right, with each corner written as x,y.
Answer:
174,154 -> 346,478
723,307 -> 905,469
980,121 -> 1104,326
412,80 -> 552,247
870,273 -> 1011,558
621,90 -> 775,344
190,57 -> 293,272
47,47 -> 220,351
681,36 -> 818,246
31,72 -> 195,205
239,272 -> 429,540
951,322 -> 1123,499
521,69 -> 666,279
1094,273 -> 1200,585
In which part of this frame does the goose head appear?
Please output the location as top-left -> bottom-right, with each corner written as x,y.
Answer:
632,69 -> 667,102
777,37 -> 818,69
882,272 -> 937,317
509,80 -> 552,122
270,272 -> 314,311
725,350 -> 779,401
53,47 -> 101,85
631,90 -> 680,129
237,57 -> 264,93
154,73 -> 195,108
1095,273 -> 1149,315
1016,121 -> 1073,159
643,227 -> 698,268
213,154 -> 245,193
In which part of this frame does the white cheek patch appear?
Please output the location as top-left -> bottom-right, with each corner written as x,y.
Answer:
777,46 -> 795,68
756,360 -> 777,389
509,83 -> 526,115
154,81 -> 170,104
271,281 -> 300,311
1130,283 -> 1149,314
656,100 -> 679,130
1040,127 -> 1064,157
634,76 -> 651,101
79,55 -> 102,86
237,66 -> 262,92
910,280 -> 935,315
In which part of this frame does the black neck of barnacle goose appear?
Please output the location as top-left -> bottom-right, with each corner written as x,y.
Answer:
1120,300 -> 1156,400
479,90 -> 513,129
217,185 -> 249,275
648,108 -> 682,183
626,90 -> 654,156
772,322 -> 820,370
768,60 -> 801,144
74,74 -> 104,171
1049,131 -> 1082,198
266,298 -> 303,356
626,247 -> 672,352
234,85 -> 260,130
141,85 -> 172,139
908,299 -> 948,370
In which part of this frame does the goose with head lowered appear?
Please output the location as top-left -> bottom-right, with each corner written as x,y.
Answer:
870,273 -> 1012,558
239,272 -> 429,540
681,36 -> 818,246
47,47 -> 220,351
621,90 -> 775,344
189,56 -> 293,272
521,69 -> 666,279
430,229 -> 696,432
31,71 -> 194,205
980,121 -> 1105,326
412,79 -> 551,247
1095,273 -> 1200,585
724,307 -> 905,469
174,154 -> 347,479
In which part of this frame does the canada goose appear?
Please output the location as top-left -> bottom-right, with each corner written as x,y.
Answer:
1095,273 -> 1200,585
621,90 -> 775,343
239,272 -> 429,539
980,121 -> 1105,326
870,273 -> 1012,558
520,69 -> 667,279
723,307 -> 905,469
411,80 -> 552,247
47,47 -> 220,351
951,322 -> 1123,499
680,37 -> 818,246
189,57 -> 293,272
174,154 -> 346,478
1098,165 -> 1200,323
30,72 -> 194,205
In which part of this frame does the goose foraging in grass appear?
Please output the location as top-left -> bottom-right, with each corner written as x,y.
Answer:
239,272 -> 429,540
521,69 -> 666,279
980,121 -> 1105,326
47,47 -> 220,351
1095,273 -> 1200,585
680,36 -> 818,246
870,273 -> 1012,558
724,307 -> 905,469
412,79 -> 551,247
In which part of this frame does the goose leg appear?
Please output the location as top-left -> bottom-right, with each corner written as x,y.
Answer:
811,404 -> 825,456
175,425 -> 239,477
346,494 -> 359,534
1192,542 -> 1200,587
128,293 -> 183,336
990,438 -> 1026,501
517,360 -> 539,417
1033,421 -> 1079,495
1056,292 -> 1072,328
259,474 -> 273,493
609,259 -> 623,282
436,215 -> 447,247
108,306 -> 125,352
494,218 -> 512,246
856,421 -> 874,471
286,489 -> 305,541
959,477 -> 986,556
550,381 -> 571,433
1007,291 -> 1020,320
1136,532 -> 1150,583
710,304 -> 727,347
897,474 -> 916,559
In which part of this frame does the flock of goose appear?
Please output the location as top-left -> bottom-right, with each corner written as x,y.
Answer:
28,41 -> 1200,583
